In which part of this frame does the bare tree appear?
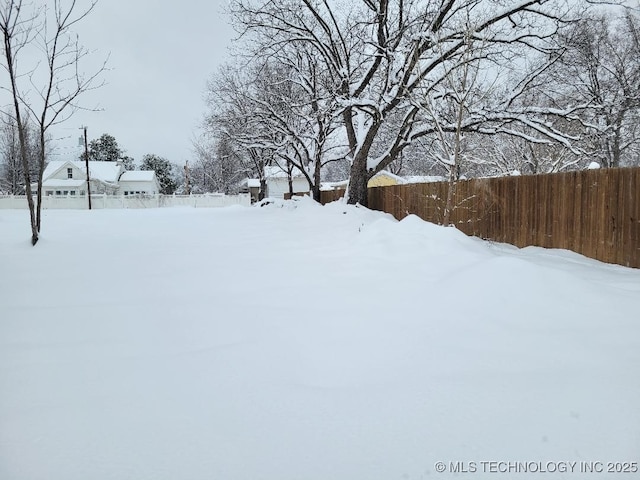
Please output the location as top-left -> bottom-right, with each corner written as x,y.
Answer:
190,139 -> 221,193
1,0 -> 39,242
232,0 -> 584,206
0,0 -> 105,245
202,64 -> 280,200
0,111 -> 41,194
189,135 -> 246,194
420,17 -> 488,226
546,11 -> 640,167
0,115 -> 21,193
250,52 -> 346,201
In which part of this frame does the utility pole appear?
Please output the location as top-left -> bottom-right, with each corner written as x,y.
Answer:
184,160 -> 191,195
81,126 -> 92,209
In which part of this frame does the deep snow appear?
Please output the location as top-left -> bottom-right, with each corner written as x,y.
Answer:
1,199 -> 639,480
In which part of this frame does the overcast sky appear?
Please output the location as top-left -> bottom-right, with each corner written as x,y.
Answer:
52,0 -> 235,166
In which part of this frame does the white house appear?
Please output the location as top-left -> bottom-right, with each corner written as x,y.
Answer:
37,160 -> 160,197
243,165 -> 309,201
240,166 -> 309,202
118,170 -> 161,196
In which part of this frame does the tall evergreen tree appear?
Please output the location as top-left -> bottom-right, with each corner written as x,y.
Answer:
83,133 -> 134,169
141,154 -> 177,194
86,133 -> 121,161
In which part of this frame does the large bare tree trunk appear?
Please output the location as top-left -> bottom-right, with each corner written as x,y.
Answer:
345,121 -> 381,207
347,156 -> 370,207
311,160 -> 321,202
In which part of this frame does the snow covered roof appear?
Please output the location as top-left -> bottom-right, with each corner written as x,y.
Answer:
321,171 -> 406,191
264,165 -> 305,179
404,175 -> 446,184
321,173 -> 448,191
320,180 -> 348,191
240,166 -> 306,188
372,170 -> 407,184
41,161 -> 75,181
119,170 -> 156,182
238,178 -> 260,189
43,160 -> 122,184
87,162 -> 122,183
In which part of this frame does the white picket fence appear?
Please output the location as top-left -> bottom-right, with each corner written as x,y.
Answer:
0,193 -> 251,210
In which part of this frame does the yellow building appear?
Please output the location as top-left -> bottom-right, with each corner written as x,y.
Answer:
320,170 -> 407,194
367,170 -> 406,187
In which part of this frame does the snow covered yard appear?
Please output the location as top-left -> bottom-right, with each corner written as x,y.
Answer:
1,199 -> 639,480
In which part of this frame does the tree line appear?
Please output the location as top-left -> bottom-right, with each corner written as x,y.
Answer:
195,0 -> 640,206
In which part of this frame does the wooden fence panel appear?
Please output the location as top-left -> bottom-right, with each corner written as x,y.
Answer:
615,169 -> 627,266
629,169 -> 640,267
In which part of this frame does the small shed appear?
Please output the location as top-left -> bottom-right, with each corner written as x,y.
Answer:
238,178 -> 261,203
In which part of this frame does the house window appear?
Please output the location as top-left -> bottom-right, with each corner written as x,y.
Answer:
63,190 -> 69,196
67,168 -> 73,179
80,191 -> 85,196
124,191 -> 128,196
70,191 -> 76,196
55,190 -> 61,196
46,191 -> 53,196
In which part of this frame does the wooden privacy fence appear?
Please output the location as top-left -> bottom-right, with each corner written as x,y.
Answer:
320,167 -> 640,268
